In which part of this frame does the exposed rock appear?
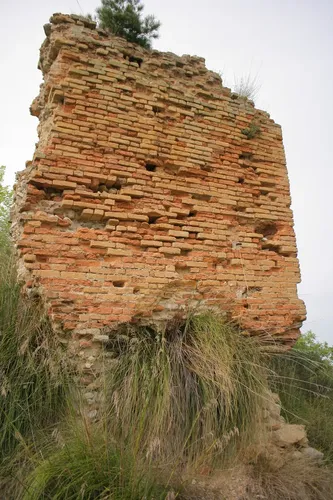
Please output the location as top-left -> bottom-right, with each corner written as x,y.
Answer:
301,446 -> 324,462
274,424 -> 308,447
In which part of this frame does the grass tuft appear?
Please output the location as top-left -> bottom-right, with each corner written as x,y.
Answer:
105,312 -> 269,469
233,73 -> 261,102
23,418 -> 171,500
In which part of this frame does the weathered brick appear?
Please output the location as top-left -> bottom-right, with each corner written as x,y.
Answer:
12,12 -> 305,357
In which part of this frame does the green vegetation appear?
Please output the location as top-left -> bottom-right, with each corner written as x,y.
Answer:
24,420 -> 169,500
96,0 -> 161,49
1,166 -> 333,498
0,259 -> 70,457
105,314 -> 268,468
241,121 -> 261,139
271,331 -> 333,462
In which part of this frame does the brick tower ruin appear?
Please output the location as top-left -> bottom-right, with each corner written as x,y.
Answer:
13,14 -> 306,368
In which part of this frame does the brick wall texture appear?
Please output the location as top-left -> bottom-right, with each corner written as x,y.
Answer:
13,13 -> 306,351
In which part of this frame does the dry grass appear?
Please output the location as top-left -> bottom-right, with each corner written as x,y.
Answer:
23,415 -> 171,500
233,73 -> 261,102
104,312 -> 269,470
248,455 -> 333,500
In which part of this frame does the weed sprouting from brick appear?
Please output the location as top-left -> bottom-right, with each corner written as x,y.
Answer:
241,122 -> 261,139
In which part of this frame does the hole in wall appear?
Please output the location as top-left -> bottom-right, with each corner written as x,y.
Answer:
123,53 -> 143,67
242,286 -> 262,298
180,249 -> 192,256
114,178 -> 126,190
145,163 -> 157,172
129,55 -> 143,67
43,186 -> 64,200
148,215 -> 160,224
200,164 -> 212,172
239,152 -> 253,160
113,281 -> 125,288
192,193 -> 211,201
255,222 -> 277,238
262,243 -> 280,253
189,210 -> 197,217
175,264 -> 190,275
238,177 -> 245,184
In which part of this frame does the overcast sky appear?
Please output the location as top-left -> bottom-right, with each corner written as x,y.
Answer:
1,0 -> 333,343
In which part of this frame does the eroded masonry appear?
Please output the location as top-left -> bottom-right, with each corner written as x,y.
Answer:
13,13 -> 306,360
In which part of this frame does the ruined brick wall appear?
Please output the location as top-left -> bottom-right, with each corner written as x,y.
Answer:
13,13 -> 306,357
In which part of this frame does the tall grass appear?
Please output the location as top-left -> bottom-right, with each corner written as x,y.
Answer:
233,73 -> 261,102
0,250 -> 71,495
23,417 -> 170,500
270,346 -> 333,462
105,313 -> 269,469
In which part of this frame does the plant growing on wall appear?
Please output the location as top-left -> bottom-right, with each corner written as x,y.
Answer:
96,0 -> 161,49
241,122 -> 261,139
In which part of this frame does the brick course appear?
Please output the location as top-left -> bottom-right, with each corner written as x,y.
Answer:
13,13 -> 306,354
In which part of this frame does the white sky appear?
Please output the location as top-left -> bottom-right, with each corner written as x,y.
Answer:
1,0 -> 333,343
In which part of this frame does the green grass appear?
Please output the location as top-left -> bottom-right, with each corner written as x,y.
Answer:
104,313 -> 269,469
270,346 -> 333,462
23,418 -> 170,500
0,250 -> 71,495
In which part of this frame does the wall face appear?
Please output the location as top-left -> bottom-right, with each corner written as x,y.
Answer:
14,13 -> 305,352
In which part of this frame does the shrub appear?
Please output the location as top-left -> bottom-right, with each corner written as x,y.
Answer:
96,0 -> 161,49
104,313 -> 269,469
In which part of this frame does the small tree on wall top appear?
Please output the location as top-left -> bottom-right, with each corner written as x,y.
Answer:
96,0 -> 161,49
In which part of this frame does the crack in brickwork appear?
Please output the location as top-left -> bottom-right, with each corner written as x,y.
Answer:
13,14 -> 306,366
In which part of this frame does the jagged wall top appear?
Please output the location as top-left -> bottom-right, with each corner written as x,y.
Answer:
13,13 -> 306,355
